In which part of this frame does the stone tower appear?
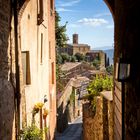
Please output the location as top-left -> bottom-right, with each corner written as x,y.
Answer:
73,34 -> 78,44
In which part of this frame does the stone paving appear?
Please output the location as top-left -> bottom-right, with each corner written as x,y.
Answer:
55,116 -> 83,140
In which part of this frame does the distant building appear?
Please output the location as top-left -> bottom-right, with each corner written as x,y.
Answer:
59,33 -> 108,70
85,52 -> 100,61
59,34 -> 90,55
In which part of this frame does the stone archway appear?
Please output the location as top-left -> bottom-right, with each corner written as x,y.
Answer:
18,0 -> 30,23
103,0 -> 140,139
104,0 -> 115,18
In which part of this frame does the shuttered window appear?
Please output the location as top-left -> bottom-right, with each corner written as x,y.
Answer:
51,62 -> 55,84
37,0 -> 44,25
21,51 -> 31,85
40,33 -> 43,63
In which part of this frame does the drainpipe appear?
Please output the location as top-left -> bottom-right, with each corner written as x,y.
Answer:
13,0 -> 21,139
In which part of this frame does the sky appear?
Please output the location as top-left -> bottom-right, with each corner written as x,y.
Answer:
55,0 -> 114,50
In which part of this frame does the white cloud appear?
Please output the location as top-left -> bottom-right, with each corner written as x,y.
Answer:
77,18 -> 108,27
57,0 -> 81,7
94,13 -> 111,17
57,8 -> 72,12
106,25 -> 114,29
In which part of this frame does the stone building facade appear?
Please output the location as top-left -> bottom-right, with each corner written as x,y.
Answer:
59,34 -> 90,55
0,0 -> 56,139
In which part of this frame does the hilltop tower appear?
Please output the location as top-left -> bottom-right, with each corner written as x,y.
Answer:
73,33 -> 78,44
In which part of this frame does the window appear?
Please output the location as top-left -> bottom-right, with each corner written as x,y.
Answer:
51,62 -> 55,84
49,41 -> 51,59
37,0 -> 44,25
40,33 -> 43,63
50,0 -> 53,11
50,0 -> 53,15
21,51 -> 31,85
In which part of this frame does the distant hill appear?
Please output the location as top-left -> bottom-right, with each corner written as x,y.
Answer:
103,49 -> 114,65
93,46 -> 114,50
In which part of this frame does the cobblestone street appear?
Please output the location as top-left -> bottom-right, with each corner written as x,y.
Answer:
55,116 -> 83,140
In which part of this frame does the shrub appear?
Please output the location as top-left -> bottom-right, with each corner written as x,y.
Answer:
92,59 -> 100,69
85,75 -> 113,111
20,125 -> 43,140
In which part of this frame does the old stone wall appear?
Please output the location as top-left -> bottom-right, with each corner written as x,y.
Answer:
83,97 -> 103,140
99,51 -> 106,71
73,45 -> 90,55
0,0 -> 16,139
83,95 -> 113,140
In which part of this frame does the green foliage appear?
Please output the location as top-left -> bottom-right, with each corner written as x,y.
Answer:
75,53 -> 85,62
87,75 -> 113,95
55,11 -> 68,48
20,125 -> 43,140
92,59 -> 100,69
56,64 -> 60,81
56,53 -> 63,64
61,53 -> 70,63
102,75 -> 113,90
70,87 -> 75,104
85,75 -> 113,111
70,55 -> 77,62
56,64 -> 65,93
106,65 -> 113,75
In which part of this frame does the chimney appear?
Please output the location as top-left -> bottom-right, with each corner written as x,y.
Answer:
73,34 -> 78,44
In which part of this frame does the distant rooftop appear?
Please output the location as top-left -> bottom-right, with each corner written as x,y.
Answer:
61,62 -> 82,71
72,76 -> 90,88
90,50 -> 104,53
67,43 -> 90,47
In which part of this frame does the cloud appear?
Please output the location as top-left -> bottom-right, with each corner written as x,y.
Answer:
57,0 -> 81,7
77,18 -> 108,27
94,13 -> 111,17
57,8 -> 73,12
106,25 -> 114,29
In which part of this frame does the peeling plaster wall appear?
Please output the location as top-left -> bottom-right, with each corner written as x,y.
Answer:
19,0 -> 50,125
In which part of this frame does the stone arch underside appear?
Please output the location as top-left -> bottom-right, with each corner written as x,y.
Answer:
17,1 -> 140,140
104,0 -> 115,18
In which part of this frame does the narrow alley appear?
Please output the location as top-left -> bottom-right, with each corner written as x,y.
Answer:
55,116 -> 83,140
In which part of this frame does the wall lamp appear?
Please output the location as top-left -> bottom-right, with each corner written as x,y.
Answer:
115,58 -> 131,82
44,95 -> 48,103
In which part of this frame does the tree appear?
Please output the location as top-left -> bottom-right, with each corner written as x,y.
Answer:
56,53 -> 63,64
75,53 -> 84,62
106,65 -> 113,75
92,59 -> 100,69
55,10 -> 68,49
70,55 -> 76,62
55,11 -> 69,95
61,53 -> 70,63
